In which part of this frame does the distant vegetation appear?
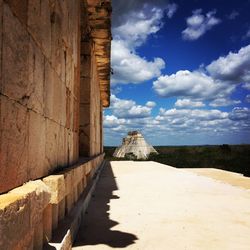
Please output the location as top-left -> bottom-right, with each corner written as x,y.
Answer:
104,145 -> 250,177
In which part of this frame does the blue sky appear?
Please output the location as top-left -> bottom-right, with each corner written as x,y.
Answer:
104,0 -> 250,146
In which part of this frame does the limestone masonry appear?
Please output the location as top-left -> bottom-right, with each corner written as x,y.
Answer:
0,0 -> 111,249
113,131 -> 158,159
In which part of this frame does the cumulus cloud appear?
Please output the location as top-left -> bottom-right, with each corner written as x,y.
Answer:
112,0 -> 169,27
175,99 -> 205,108
110,94 -> 153,119
146,101 -> 156,108
104,115 -> 127,128
113,7 -> 165,49
206,44 -> 250,84
111,41 -> 165,85
182,9 -> 221,41
157,108 -> 228,122
111,1 -> 172,85
229,107 -> 250,121
153,44 -> 250,107
153,70 -> 233,101
209,98 -> 241,107
242,83 -> 250,90
105,102 -> 250,145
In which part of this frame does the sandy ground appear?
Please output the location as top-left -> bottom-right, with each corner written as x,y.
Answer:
73,161 -> 250,250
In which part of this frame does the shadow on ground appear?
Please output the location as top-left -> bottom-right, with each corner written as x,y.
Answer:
73,161 -> 138,248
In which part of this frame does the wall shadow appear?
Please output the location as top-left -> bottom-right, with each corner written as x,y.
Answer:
73,161 -> 138,248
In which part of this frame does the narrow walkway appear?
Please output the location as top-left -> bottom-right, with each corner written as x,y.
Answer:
73,161 -> 250,250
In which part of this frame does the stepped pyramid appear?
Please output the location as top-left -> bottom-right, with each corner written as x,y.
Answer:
113,131 -> 158,159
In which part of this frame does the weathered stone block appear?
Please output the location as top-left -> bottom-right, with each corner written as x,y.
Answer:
27,0 -> 51,59
66,88 -> 71,129
68,130 -> 75,165
34,219 -> 43,250
66,55 -> 74,93
79,103 -> 90,126
58,198 -> 65,222
0,95 -> 29,193
73,98 -> 80,132
64,170 -> 73,196
74,64 -> 80,99
0,180 -> 50,249
73,131 -> 79,162
44,62 -> 62,124
0,193 -> 31,249
80,77 -> 91,103
52,204 -> 58,231
27,40 -> 45,115
45,118 -> 59,172
65,193 -> 73,215
28,111 -> 47,180
43,204 -> 52,243
80,55 -> 92,78
5,0 -> 28,25
50,1 -> 65,82
60,83 -> 67,126
43,175 -> 65,204
58,126 -> 69,169
2,4 -> 29,102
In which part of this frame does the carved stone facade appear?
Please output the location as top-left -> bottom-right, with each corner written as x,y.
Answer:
0,0 -> 111,249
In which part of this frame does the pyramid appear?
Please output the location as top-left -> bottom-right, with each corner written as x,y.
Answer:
113,131 -> 158,159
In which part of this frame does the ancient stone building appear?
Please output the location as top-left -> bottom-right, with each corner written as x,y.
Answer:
0,0 -> 111,249
113,131 -> 158,159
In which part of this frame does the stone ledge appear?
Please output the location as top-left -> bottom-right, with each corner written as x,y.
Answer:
0,154 -> 105,250
44,160 -> 106,250
0,180 -> 51,249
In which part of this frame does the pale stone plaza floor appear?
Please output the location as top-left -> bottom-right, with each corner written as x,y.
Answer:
73,161 -> 250,250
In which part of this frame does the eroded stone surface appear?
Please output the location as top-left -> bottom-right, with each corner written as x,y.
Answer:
28,110 -> 46,179
0,95 -> 29,193
0,180 -> 50,249
2,4 -> 29,102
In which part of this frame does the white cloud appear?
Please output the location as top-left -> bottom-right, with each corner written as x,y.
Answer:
209,98 -> 241,107
146,101 -> 156,108
242,83 -> 250,90
111,3 -> 167,85
206,44 -> 250,84
113,7 -> 164,49
111,41 -> 165,85
112,0 -> 169,28
157,108 -> 228,122
166,3 -> 178,18
104,115 -> 127,128
110,94 -> 153,119
229,107 -> 250,121
175,99 -> 205,108
105,102 -> 250,146
153,45 -> 250,107
153,70 -> 233,100
182,9 -> 221,41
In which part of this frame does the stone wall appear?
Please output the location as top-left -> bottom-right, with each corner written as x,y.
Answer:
0,0 -> 81,193
79,2 -> 103,157
0,154 -> 105,249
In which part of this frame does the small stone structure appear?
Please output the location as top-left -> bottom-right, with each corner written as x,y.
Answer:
113,131 -> 158,159
0,0 -> 111,249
